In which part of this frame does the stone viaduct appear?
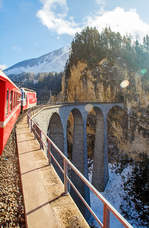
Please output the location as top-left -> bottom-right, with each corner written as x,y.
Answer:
32,102 -> 123,214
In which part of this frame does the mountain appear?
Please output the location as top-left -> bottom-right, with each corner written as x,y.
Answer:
5,46 -> 70,75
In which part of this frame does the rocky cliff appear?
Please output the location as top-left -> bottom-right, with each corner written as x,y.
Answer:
53,26 -> 149,160
54,27 -> 149,225
62,58 -> 149,106
58,57 -> 149,160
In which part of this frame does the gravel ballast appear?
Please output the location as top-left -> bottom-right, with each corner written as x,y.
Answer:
0,128 -> 25,227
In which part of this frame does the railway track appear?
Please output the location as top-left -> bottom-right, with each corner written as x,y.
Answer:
0,106 -> 42,227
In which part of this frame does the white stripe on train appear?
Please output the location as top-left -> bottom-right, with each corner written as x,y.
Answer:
28,102 -> 37,108
0,103 -> 21,128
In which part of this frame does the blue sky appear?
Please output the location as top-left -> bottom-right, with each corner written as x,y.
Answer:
1,0 -> 149,69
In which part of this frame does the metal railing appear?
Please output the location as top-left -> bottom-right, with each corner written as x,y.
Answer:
27,112 -> 133,228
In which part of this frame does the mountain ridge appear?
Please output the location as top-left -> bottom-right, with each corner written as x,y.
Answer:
5,46 -> 70,75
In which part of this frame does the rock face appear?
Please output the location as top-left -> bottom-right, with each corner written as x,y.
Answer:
59,57 -> 149,159
62,58 -> 143,104
63,60 -> 122,103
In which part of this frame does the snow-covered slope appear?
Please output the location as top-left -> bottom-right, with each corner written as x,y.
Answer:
5,46 -> 70,75
89,162 -> 148,228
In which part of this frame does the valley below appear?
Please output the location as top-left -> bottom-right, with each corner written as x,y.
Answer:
5,26 -> 149,227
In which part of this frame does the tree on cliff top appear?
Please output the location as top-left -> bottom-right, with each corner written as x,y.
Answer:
70,27 -> 104,67
65,26 -> 149,79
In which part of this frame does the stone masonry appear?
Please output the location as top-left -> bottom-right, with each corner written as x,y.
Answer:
32,103 -> 123,216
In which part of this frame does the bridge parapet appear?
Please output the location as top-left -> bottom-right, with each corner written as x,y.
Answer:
32,102 -> 124,192
27,106 -> 132,228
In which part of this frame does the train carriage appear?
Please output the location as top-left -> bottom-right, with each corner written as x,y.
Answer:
0,71 -> 21,155
21,88 -> 37,111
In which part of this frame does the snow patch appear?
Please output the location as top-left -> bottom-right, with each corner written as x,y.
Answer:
89,163 -> 147,227
5,46 -> 70,75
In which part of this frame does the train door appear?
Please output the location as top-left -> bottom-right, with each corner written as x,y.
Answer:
21,89 -> 27,110
0,80 -> 5,121
25,92 -> 28,109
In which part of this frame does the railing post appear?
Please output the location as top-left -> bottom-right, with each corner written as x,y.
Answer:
34,125 -> 36,139
30,119 -> 32,132
64,159 -> 68,195
103,204 -> 110,228
40,130 -> 42,149
47,140 -> 51,165
27,115 -> 29,127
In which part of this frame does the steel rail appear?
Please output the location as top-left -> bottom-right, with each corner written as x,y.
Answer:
67,175 -> 103,227
27,112 -> 133,228
32,124 -> 64,174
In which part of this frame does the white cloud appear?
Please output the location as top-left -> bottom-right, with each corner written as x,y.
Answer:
0,65 -> 7,70
86,7 -> 149,41
37,1 -> 149,41
37,0 -> 81,35
96,0 -> 106,13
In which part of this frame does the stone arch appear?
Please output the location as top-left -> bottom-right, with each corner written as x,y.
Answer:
47,112 -> 64,180
107,104 -> 126,117
48,112 -> 64,151
67,108 -> 90,218
67,108 -> 84,173
87,106 -> 107,192
107,105 -> 128,163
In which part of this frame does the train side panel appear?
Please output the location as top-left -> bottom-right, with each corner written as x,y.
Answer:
27,91 -> 37,108
0,79 -> 6,154
0,73 -> 21,155
21,88 -> 37,110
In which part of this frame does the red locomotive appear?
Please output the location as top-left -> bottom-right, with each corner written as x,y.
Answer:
0,71 -> 37,155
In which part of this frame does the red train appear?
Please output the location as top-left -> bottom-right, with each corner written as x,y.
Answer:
0,71 -> 37,155
21,88 -> 37,111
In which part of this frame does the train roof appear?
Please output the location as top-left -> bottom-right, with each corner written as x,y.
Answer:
0,70 -> 9,79
0,70 -> 21,92
21,87 -> 36,93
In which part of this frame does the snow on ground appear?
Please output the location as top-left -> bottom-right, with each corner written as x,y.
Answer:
89,163 -> 146,228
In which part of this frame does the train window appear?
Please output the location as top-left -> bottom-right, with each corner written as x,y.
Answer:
16,93 -> 18,105
13,92 -> 15,108
21,91 -> 25,100
5,89 -> 9,116
15,93 -> 17,106
10,91 -> 13,111
17,93 -> 20,105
